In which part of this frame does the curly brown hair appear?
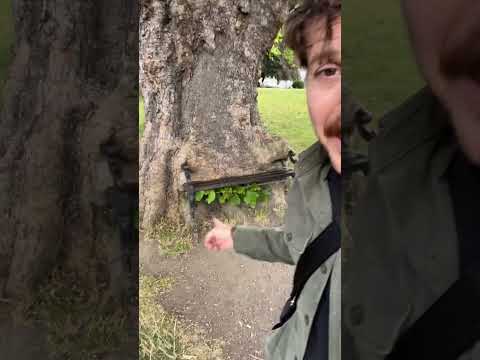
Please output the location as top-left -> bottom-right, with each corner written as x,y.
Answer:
285,0 -> 341,68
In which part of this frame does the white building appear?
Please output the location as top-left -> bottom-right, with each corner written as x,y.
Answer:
259,69 -> 305,88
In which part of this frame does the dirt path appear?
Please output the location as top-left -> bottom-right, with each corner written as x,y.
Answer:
141,240 -> 294,360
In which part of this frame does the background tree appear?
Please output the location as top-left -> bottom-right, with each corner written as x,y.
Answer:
0,0 -> 138,302
260,30 -> 299,83
140,0 -> 293,231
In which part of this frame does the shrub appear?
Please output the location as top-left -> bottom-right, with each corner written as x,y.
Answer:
292,80 -> 304,89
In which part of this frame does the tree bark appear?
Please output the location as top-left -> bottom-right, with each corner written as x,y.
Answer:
140,0 -> 291,230
0,1 -> 138,300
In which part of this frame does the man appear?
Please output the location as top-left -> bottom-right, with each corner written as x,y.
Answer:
204,1 -> 341,359
345,1 -> 480,359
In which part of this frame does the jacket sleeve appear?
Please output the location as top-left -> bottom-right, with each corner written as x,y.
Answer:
232,225 -> 295,265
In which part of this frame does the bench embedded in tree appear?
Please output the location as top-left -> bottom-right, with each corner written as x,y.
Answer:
181,151 -> 297,233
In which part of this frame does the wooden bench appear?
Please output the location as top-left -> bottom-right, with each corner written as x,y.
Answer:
181,152 -> 296,239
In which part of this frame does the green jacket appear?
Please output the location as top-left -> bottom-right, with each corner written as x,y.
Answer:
233,142 -> 341,360
344,88 -> 480,359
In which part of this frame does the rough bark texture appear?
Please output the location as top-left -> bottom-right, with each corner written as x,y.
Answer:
140,0 -> 292,230
0,1 -> 138,300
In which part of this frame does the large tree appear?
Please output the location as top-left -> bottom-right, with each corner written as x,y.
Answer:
140,0 -> 293,230
0,1 -> 138,301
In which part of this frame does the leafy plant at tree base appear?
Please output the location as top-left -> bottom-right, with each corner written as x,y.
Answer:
195,184 -> 271,208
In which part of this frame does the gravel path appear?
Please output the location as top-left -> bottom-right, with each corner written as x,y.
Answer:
141,240 -> 294,360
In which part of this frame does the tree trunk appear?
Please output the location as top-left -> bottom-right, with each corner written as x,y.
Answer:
140,0 -> 291,230
0,1 -> 138,300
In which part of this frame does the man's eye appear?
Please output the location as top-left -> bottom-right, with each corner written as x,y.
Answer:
323,68 -> 337,76
315,66 -> 340,77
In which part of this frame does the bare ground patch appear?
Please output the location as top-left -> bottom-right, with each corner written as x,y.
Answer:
142,242 -> 293,360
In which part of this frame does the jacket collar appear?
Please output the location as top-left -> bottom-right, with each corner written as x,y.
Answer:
371,87 -> 456,178
296,141 -> 330,178
295,142 -> 332,240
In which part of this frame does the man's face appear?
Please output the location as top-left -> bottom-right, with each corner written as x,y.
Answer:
305,17 -> 341,173
402,1 -> 480,164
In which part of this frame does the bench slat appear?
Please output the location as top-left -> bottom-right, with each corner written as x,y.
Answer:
183,169 -> 295,192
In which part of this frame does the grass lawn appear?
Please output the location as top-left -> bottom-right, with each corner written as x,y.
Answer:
343,0 -> 424,121
257,88 -> 315,153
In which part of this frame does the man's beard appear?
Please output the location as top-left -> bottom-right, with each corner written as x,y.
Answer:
325,119 -> 341,139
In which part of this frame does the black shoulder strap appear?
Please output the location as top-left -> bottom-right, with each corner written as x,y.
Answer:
291,169 -> 341,299
387,272 -> 480,360
273,169 -> 341,330
290,223 -> 340,303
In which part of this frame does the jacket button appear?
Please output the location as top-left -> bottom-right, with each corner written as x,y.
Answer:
286,232 -> 293,241
294,356 -> 298,360
350,304 -> 365,326
304,314 -> 310,326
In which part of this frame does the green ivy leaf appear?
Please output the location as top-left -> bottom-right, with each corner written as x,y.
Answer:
257,192 -> 266,203
200,185 -> 270,207
195,191 -> 206,202
228,194 -> 241,206
252,185 -> 262,192
244,190 -> 259,208
233,186 -> 246,195
261,188 -> 271,202
206,190 -> 216,204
